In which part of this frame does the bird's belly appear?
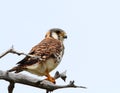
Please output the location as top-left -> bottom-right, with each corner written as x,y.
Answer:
46,58 -> 59,72
25,58 -> 59,76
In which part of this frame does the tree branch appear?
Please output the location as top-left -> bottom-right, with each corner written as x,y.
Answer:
0,70 -> 86,92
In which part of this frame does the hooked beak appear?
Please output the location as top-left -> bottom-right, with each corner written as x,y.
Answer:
64,35 -> 67,39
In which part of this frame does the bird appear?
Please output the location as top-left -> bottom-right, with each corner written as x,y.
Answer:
8,28 -> 67,83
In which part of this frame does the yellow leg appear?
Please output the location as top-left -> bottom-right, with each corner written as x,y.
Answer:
45,73 -> 56,84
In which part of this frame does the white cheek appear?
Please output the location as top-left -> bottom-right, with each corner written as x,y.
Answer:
52,33 -> 58,39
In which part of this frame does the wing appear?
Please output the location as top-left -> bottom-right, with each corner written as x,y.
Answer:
17,38 -> 64,66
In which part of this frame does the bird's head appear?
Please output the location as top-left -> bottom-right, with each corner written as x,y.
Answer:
45,28 -> 67,41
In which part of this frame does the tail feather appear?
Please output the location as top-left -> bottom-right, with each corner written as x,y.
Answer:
8,66 -> 23,73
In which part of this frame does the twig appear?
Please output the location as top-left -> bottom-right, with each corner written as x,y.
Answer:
54,71 -> 67,81
0,46 -> 42,60
0,46 -> 14,58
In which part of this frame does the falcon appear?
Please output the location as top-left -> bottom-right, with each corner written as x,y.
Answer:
8,28 -> 67,83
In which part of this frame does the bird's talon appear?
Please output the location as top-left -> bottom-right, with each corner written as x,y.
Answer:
45,77 -> 56,84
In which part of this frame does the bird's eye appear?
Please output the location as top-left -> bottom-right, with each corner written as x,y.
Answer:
56,31 -> 60,34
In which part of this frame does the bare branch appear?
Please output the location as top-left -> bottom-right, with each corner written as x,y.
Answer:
0,46 -> 14,58
54,71 -> 67,81
0,46 -> 42,60
0,70 -> 86,92
8,81 -> 15,93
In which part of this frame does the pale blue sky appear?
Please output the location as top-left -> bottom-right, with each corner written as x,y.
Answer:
0,0 -> 120,93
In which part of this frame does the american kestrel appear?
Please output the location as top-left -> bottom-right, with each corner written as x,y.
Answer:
8,28 -> 67,83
